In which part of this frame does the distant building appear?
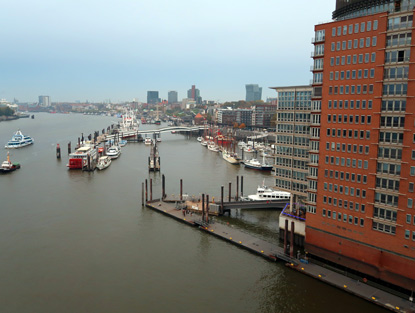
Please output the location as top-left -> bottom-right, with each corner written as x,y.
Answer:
252,103 -> 276,128
168,91 -> 178,104
245,84 -> 262,101
236,109 -> 253,127
181,98 -> 196,109
217,109 -> 236,126
194,113 -> 205,125
147,91 -> 160,104
187,85 -> 202,104
39,95 -> 50,107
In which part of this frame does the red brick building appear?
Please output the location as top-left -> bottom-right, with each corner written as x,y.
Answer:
308,0 -> 415,291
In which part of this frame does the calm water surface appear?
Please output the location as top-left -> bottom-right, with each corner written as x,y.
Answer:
0,113 -> 387,313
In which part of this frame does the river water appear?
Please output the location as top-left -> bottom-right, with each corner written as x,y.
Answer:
0,113 -> 386,313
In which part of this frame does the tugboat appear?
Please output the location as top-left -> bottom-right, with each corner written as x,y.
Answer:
0,152 -> 20,173
5,130 -> 34,149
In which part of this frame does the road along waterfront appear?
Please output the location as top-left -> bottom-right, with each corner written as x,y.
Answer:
0,113 -> 389,313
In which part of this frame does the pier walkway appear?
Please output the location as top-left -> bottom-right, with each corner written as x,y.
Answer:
146,199 -> 415,313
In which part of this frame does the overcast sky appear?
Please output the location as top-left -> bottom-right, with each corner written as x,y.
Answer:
0,0 -> 335,103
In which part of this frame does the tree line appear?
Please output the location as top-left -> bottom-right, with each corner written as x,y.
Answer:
0,107 -> 15,116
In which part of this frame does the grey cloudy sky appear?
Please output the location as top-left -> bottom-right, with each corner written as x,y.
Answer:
0,0 -> 335,103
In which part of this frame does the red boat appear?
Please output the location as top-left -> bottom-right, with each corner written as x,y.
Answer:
67,144 -> 97,169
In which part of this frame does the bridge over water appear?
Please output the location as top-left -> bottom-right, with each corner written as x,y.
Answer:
105,125 -> 205,140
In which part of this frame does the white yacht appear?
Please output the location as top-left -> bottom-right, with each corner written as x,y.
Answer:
106,145 -> 121,159
144,137 -> 153,145
245,183 -> 291,201
5,130 -> 34,149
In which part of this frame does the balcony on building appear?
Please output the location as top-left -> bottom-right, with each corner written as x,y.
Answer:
311,35 -> 325,44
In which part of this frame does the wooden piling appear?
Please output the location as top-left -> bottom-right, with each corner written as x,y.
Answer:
162,174 -> 165,200
202,193 -> 205,222
142,182 -> 144,206
206,195 -> 209,223
236,176 -> 239,201
284,219 -> 289,254
241,176 -> 244,197
150,178 -> 153,201
145,179 -> 148,202
290,221 -> 295,258
221,186 -> 224,215
228,182 -> 231,202
180,179 -> 183,201
68,142 -> 71,154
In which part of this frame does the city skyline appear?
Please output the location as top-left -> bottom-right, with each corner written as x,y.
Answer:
0,0 -> 334,103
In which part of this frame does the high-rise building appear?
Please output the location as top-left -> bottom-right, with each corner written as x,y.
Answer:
245,84 -> 262,101
271,85 -> 312,202
168,91 -> 178,104
38,95 -> 50,107
308,0 -> 415,291
187,85 -> 202,104
147,91 -> 160,104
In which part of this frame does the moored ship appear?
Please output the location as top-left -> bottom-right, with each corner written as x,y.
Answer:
67,143 -> 97,169
118,110 -> 139,138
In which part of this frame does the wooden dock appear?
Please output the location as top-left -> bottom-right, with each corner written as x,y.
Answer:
145,199 -> 415,313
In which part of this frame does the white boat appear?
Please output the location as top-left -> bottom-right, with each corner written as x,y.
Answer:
222,150 -> 240,165
200,139 -> 208,147
197,137 -> 203,142
243,156 -> 273,171
96,156 -> 112,170
207,143 -> 220,152
119,140 -> 127,147
106,145 -> 121,159
245,183 -> 290,201
5,130 -> 34,149
144,137 -> 153,145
